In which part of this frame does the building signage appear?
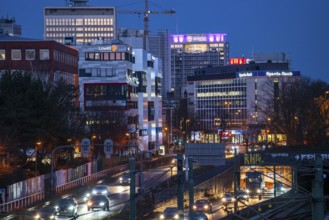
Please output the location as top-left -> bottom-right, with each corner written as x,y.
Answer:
241,151 -> 329,166
237,71 -> 300,78
230,58 -> 247,65
98,44 -> 121,52
172,33 -> 227,43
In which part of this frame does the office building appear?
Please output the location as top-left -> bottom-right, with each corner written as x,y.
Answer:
0,17 -> 21,36
170,33 -> 229,98
44,2 -> 116,45
76,39 -> 162,152
0,35 -> 78,86
118,28 -> 171,99
186,61 -> 300,144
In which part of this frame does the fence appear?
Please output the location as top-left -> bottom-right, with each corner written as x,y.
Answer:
0,162 -> 128,213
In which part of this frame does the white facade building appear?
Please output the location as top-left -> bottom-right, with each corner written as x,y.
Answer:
133,49 -> 163,152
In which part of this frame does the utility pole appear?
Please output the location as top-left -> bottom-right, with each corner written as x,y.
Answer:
177,153 -> 184,219
129,158 -> 136,220
188,158 -> 194,219
233,147 -> 238,214
312,154 -> 324,220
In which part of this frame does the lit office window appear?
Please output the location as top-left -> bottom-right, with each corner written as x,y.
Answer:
0,50 -> 5,60
26,49 -> 35,60
76,19 -> 83,26
11,49 -> 21,60
40,49 -> 50,60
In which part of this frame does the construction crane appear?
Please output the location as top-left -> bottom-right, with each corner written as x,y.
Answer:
117,0 -> 175,50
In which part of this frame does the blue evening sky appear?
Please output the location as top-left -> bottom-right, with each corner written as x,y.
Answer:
1,0 -> 329,82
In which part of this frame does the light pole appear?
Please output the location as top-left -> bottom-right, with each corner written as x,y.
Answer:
51,145 -> 75,194
35,141 -> 42,176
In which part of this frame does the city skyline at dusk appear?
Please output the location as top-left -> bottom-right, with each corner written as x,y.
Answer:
1,0 -> 329,82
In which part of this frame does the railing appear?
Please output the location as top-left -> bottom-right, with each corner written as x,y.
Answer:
0,164 -> 128,213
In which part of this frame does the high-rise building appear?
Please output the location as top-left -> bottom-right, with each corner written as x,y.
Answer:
0,17 -> 21,36
118,28 -> 171,99
44,2 -> 116,44
170,33 -> 229,98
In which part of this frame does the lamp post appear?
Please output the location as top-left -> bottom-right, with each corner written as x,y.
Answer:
35,141 -> 42,176
51,145 -> 75,195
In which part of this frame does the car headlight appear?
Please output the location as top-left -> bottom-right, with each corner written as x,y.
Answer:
174,214 -> 179,219
232,198 -> 236,202
92,190 -> 97,194
102,190 -> 107,195
204,205 -> 209,209
257,189 -> 261,193
50,215 -> 55,219
54,205 -> 59,209
193,205 -> 197,209
100,202 -> 105,206
34,214 -> 40,219
87,201 -> 92,206
222,198 -> 226,202
246,189 -> 250,194
160,214 -> 165,219
119,177 -> 123,181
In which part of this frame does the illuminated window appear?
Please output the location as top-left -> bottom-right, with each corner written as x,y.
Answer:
11,49 -> 21,60
76,19 -> 83,26
25,49 -> 35,60
0,50 -> 5,60
40,49 -> 50,60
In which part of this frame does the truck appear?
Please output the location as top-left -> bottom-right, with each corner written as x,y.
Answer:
245,172 -> 263,197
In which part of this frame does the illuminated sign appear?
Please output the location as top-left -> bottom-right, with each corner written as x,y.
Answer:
237,71 -> 300,78
230,58 -> 247,65
244,153 -> 263,165
196,91 -> 242,98
98,46 -> 112,51
171,34 -> 227,43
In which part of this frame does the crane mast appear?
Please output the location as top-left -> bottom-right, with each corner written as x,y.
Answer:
118,0 -> 175,51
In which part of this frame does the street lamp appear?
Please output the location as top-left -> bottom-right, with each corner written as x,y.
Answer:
35,141 -> 42,176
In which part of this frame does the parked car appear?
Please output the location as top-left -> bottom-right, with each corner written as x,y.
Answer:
34,206 -> 57,219
119,172 -> 131,185
193,199 -> 212,213
86,195 -> 110,211
54,197 -> 78,217
221,192 -> 236,205
91,184 -> 110,196
159,207 -> 180,219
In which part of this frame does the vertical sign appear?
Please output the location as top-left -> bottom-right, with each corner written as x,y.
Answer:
81,138 -> 90,157
104,139 -> 113,158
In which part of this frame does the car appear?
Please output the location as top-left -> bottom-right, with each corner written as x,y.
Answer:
54,197 -> 78,217
193,199 -> 212,213
119,172 -> 131,184
91,184 -> 110,196
275,182 -> 287,193
159,207 -> 180,219
34,206 -> 57,219
189,211 -> 209,220
86,195 -> 110,211
237,190 -> 250,202
221,192 -> 236,205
